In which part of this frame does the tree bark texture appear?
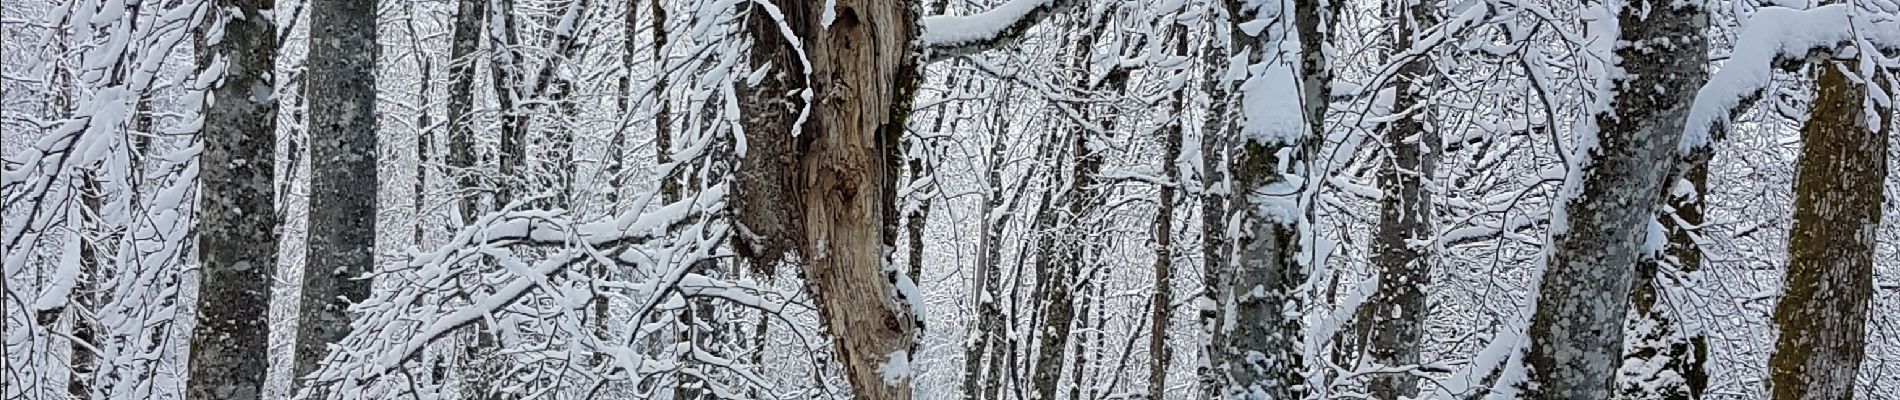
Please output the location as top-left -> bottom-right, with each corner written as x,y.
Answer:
293,0 -> 379,396
1619,146 -> 1711,400
1765,60 -> 1886,400
187,1 -> 278,399
1356,0 -> 1439,397
734,0 -> 921,398
1521,2 -> 1706,399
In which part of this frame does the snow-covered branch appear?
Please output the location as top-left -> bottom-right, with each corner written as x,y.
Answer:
1680,5 -> 1900,152
919,0 -> 1077,63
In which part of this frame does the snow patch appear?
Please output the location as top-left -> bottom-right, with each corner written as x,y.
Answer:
877,349 -> 911,385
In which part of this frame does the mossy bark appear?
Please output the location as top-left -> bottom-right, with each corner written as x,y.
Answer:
1766,61 -> 1886,400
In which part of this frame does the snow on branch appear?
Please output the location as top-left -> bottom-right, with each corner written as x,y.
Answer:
919,0 -> 1077,62
1680,4 -> 1900,153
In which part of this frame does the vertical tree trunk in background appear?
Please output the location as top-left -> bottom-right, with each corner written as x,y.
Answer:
1147,21 -> 1187,399
1521,1 -> 1706,398
956,77 -> 1011,400
1765,60 -> 1887,400
1619,146 -> 1711,400
491,0 -> 525,207
415,61 -> 433,244
440,1 -> 512,398
293,0 -> 379,396
445,0 -> 486,222
651,0 -> 677,202
1356,0 -> 1439,397
734,0 -> 919,398
187,1 -> 278,399
1032,21 -> 1110,400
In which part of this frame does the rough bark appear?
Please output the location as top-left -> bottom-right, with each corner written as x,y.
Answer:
1196,3 -> 1234,396
734,0 -> 921,398
1765,60 -> 1886,400
293,0 -> 379,396
1355,0 -> 1440,397
730,0 -> 808,268
1520,1 -> 1707,398
187,1 -> 278,399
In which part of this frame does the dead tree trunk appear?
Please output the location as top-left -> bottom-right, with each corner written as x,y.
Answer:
186,1 -> 278,399
732,0 -> 920,398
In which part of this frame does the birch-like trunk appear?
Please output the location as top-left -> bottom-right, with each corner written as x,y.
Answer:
293,0 -> 379,396
1765,57 -> 1886,400
1521,1 -> 1706,398
186,1 -> 278,399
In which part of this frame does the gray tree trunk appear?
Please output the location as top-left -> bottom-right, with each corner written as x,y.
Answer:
292,0 -> 379,396
1765,54 -> 1887,400
491,0 -> 525,207
1216,0 -> 1330,397
1031,20 -> 1112,400
1520,1 -> 1707,398
1356,0 -> 1440,397
1619,147 -> 1711,400
187,1 -> 279,399
1196,3 -> 1233,397
958,77 -> 1012,400
445,0 -> 485,222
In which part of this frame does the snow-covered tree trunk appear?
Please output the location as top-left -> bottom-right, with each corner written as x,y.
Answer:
292,0 -> 380,396
1619,148 -> 1711,400
1196,2 -> 1235,396
1213,0 -> 1331,397
1765,58 -> 1887,400
1356,0 -> 1440,397
491,0 -> 525,207
186,1 -> 278,399
1520,0 -> 1707,397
